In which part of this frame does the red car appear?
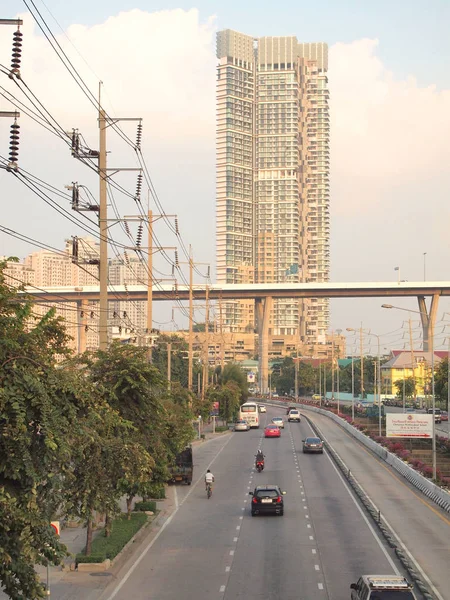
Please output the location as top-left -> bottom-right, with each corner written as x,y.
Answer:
265,424 -> 281,438
441,412 -> 448,422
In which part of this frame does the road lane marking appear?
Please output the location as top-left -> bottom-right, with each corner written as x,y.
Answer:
220,585 -> 226,592
239,516 -> 243,519
318,583 -> 324,590
312,549 -> 317,554
303,506 -> 307,509
103,433 -> 234,600
309,536 -> 314,540
236,525 -> 240,530
233,537 -> 238,542
307,524 -> 311,528
315,565 -> 320,571
174,486 -> 178,510
226,566 -> 230,572
230,550 -> 234,556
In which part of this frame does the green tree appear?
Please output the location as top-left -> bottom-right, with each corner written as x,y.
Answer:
219,363 -> 248,403
208,383 -> 241,424
0,264 -> 78,598
394,377 -> 416,399
434,356 -> 448,406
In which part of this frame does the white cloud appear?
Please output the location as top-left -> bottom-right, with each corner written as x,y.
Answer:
1,12 -> 449,339
329,39 -> 450,213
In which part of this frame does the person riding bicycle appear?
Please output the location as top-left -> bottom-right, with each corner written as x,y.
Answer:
205,469 -> 215,490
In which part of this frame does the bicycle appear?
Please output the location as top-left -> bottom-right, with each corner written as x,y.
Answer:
206,482 -> 212,499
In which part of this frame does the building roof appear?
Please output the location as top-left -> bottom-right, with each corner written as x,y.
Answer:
381,350 -> 443,369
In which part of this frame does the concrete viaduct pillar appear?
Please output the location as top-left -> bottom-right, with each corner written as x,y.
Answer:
255,296 -> 272,394
417,294 -> 439,353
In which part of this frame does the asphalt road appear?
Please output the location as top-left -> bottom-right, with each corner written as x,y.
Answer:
101,406 -> 412,600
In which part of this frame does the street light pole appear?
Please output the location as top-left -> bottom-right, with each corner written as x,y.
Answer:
351,349 -> 355,421
382,304 -> 436,479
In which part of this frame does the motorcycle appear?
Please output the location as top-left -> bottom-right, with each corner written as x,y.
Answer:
255,460 -> 264,472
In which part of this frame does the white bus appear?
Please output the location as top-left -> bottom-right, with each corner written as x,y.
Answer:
239,402 -> 260,428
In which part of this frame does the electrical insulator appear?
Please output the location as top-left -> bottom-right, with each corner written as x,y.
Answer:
174,250 -> 179,267
119,326 -> 122,334
72,237 -> 79,262
124,220 -> 131,236
172,264 -> 175,276
175,218 -> 179,235
7,120 -> 20,171
71,130 -> 80,157
136,223 -> 143,247
80,311 -> 84,318
10,29 -> 22,77
134,172 -> 143,203
90,311 -> 94,319
72,184 -> 79,210
207,266 -> 210,278
136,121 -> 143,149
85,325 -> 89,332
124,250 -> 130,265
113,311 -> 118,318
123,311 -> 127,318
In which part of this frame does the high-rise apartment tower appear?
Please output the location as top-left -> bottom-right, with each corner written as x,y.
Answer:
216,30 -> 330,344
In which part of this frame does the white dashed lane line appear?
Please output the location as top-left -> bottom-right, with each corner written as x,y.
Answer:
288,423 -> 326,593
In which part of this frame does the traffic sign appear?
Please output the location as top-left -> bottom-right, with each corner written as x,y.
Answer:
50,521 -> 60,536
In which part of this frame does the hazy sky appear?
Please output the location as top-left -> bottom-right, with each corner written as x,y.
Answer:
1,0 -> 449,351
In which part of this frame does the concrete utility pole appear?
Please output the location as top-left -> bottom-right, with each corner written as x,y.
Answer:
120,210 -> 176,358
178,248 -> 210,392
331,330 -> 335,398
202,284 -> 210,399
360,326 -> 364,399
98,101 -> 108,350
189,247 -> 194,391
408,318 -> 417,403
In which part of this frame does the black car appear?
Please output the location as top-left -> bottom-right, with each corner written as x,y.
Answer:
249,485 -> 286,516
302,437 -> 324,454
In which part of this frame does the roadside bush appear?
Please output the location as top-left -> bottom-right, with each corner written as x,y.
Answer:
134,501 -> 157,512
75,513 -> 148,564
421,465 -> 434,478
145,483 -> 166,499
214,426 -> 228,433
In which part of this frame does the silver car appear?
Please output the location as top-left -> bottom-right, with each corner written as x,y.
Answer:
234,419 -> 251,432
271,417 -> 285,429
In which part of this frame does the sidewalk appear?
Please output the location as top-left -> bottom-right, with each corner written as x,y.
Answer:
35,494 -> 169,590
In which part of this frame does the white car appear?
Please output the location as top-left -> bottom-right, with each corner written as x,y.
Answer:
258,404 -> 267,413
271,416 -> 284,429
288,410 -> 301,423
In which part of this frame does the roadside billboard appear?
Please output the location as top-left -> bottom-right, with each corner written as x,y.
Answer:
386,413 -> 433,438
210,401 -> 219,417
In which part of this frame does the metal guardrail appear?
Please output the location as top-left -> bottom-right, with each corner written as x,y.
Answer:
265,400 -> 450,513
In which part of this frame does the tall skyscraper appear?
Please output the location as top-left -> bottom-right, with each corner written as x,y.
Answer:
216,30 -> 330,345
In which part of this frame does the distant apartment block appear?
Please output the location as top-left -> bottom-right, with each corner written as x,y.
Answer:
216,30 -> 330,344
2,238 -> 149,353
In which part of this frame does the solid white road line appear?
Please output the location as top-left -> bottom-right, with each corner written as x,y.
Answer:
104,433 -> 233,600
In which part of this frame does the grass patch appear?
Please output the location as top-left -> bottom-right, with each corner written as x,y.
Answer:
76,512 -> 148,564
